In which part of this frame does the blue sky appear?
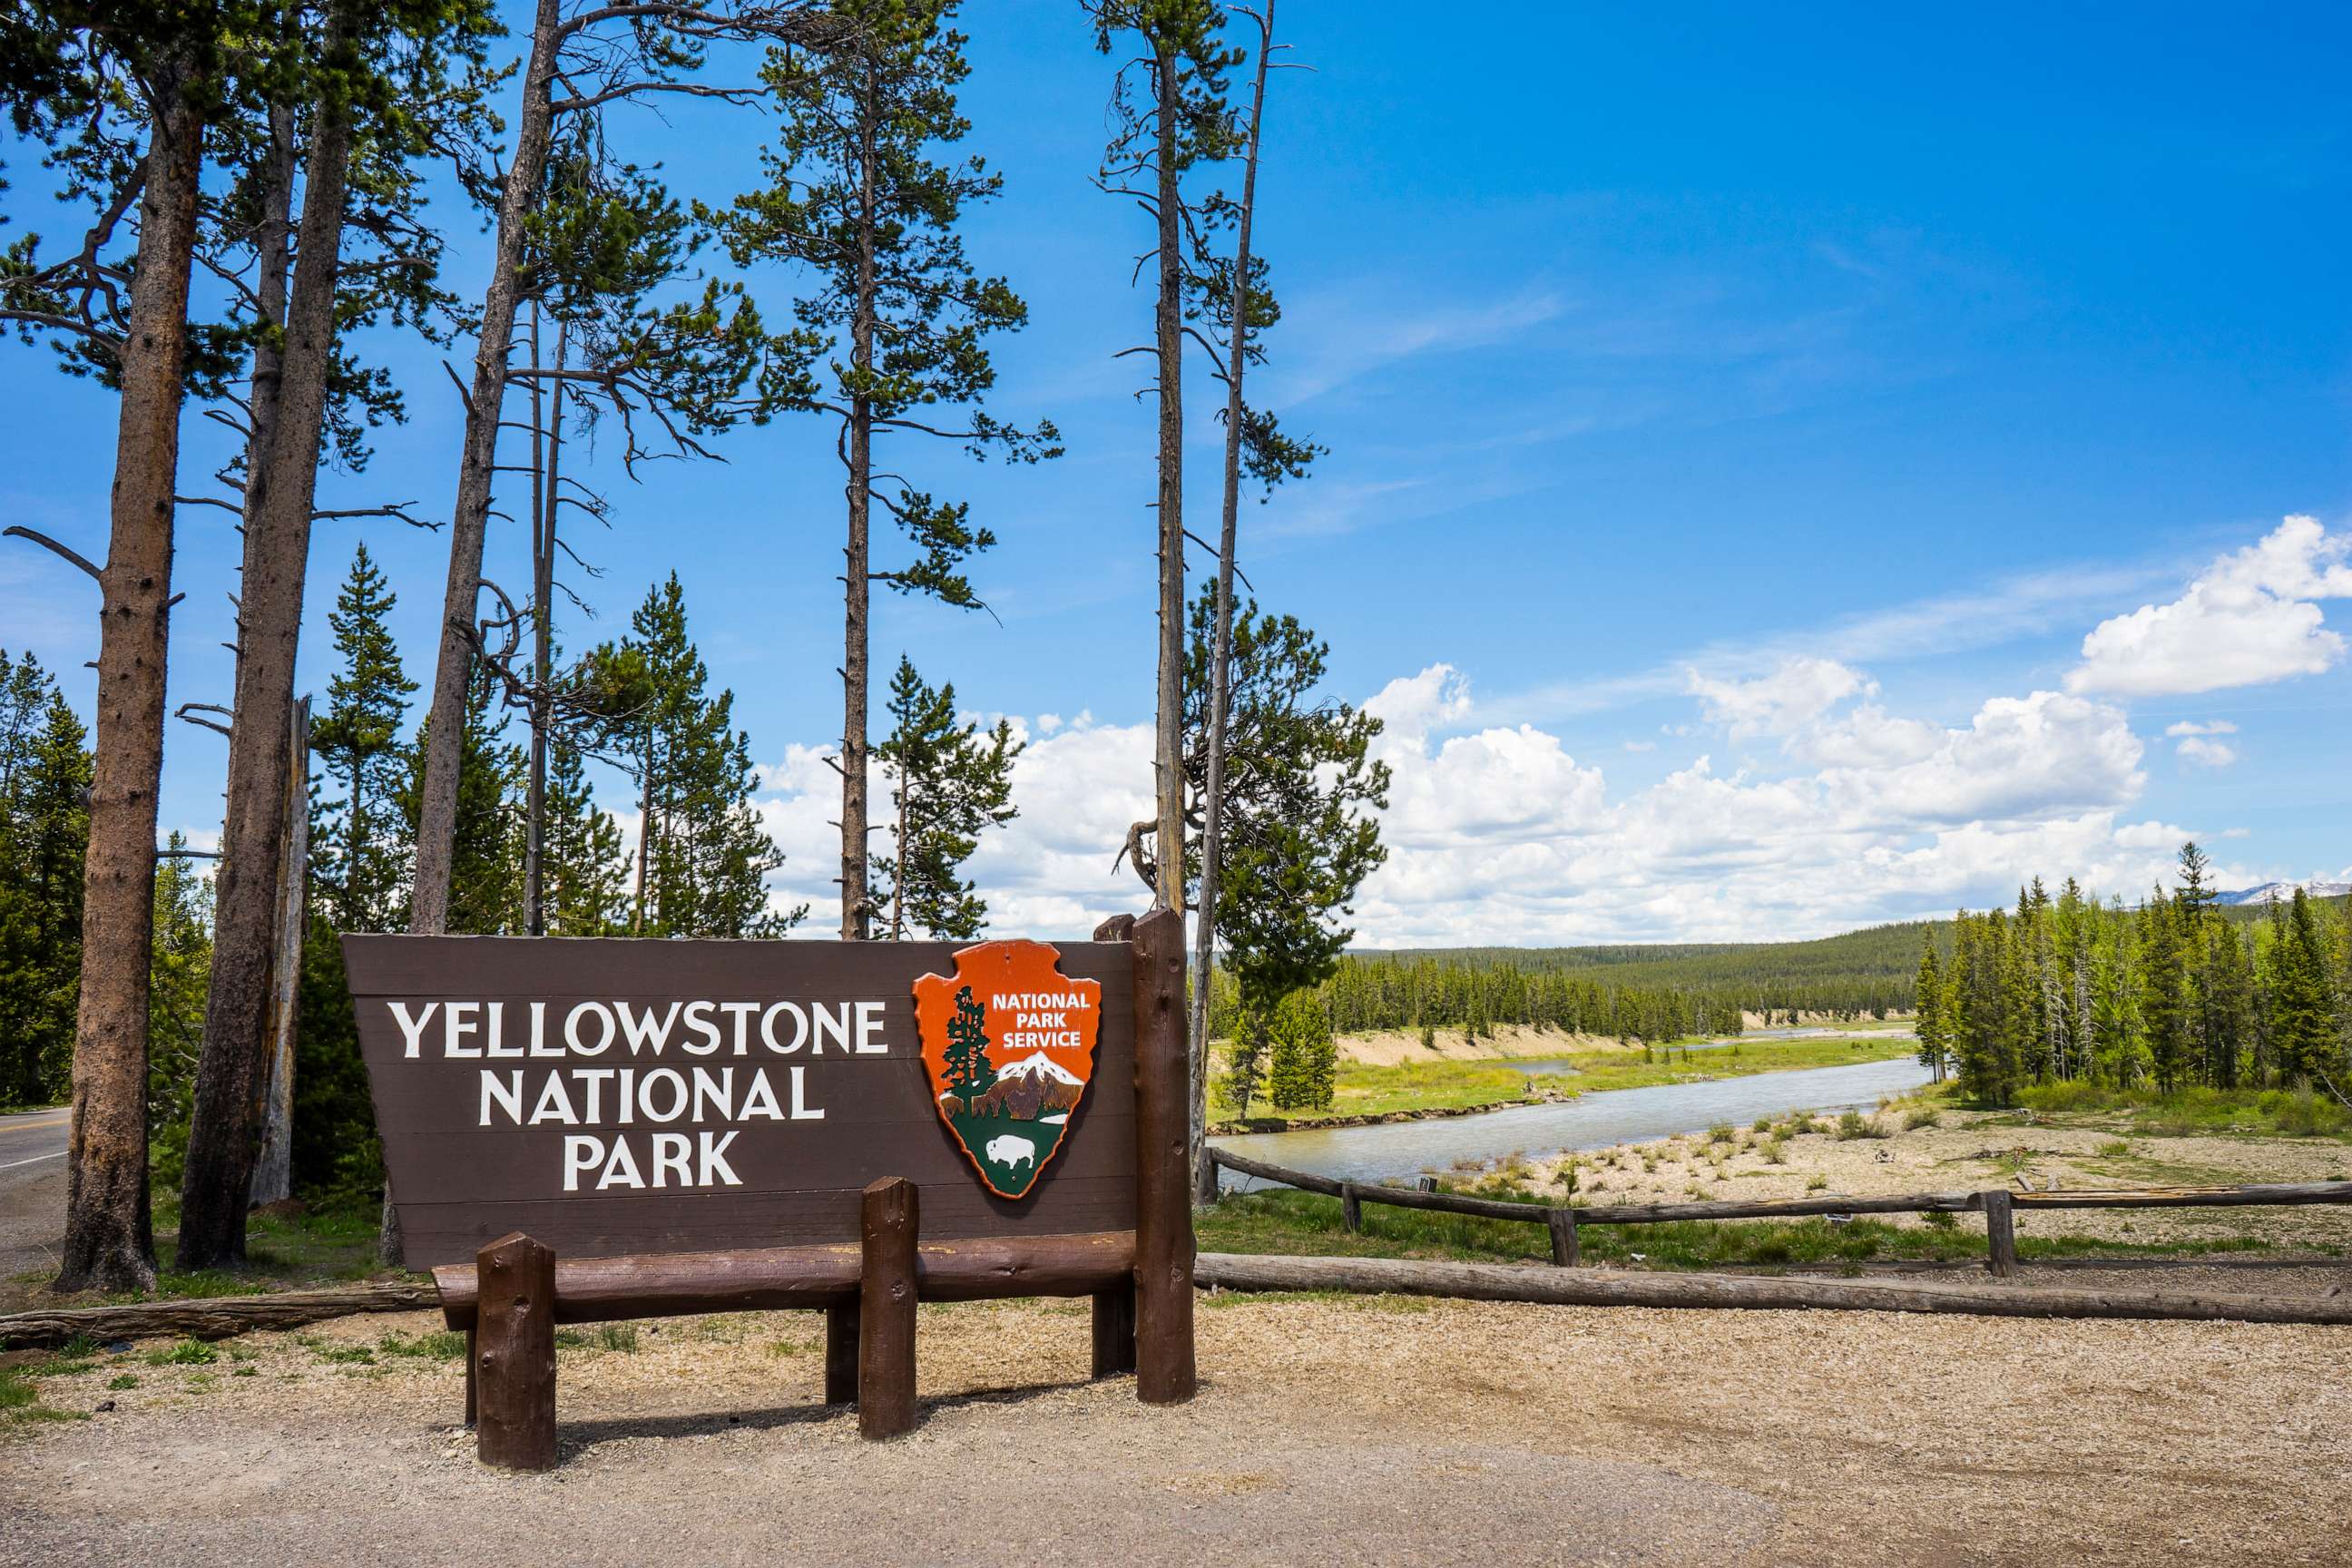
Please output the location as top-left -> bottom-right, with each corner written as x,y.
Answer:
5,1 -> 2350,944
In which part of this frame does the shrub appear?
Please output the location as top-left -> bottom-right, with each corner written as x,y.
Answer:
1752,1115 -> 1775,1133
1903,1108 -> 1940,1130
143,1338 -> 217,1367
2096,1139 -> 2132,1158
106,1374 -> 138,1391
1806,1173 -> 1828,1191
1762,1137 -> 1788,1165
1835,1111 -> 1889,1141
1708,1122 -> 1735,1145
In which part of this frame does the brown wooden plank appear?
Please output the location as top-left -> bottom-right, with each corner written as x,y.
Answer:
432,1230 -> 1135,1328
343,935 -> 1143,1267
394,1176 -> 1138,1269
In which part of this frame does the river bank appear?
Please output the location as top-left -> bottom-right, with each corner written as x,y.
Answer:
1210,1031 -> 1921,1134
1519,1088 -> 2352,1253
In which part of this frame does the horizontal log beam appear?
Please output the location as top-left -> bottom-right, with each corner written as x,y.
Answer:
1194,1253 -> 2352,1325
1210,1147 -> 1343,1195
1210,1149 -> 2352,1226
433,1230 -> 1136,1329
0,1281 -> 437,1349
2011,1181 -> 2352,1210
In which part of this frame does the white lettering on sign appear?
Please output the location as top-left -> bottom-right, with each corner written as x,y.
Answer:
390,1001 -> 437,1058
398,989 -> 901,1193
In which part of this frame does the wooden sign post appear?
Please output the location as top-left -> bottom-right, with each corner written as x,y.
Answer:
346,914 -> 1193,1468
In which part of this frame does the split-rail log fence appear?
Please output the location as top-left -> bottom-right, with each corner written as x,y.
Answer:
1208,1146 -> 2352,1277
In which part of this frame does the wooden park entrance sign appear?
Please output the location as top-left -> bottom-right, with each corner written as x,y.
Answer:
345,908 -> 1194,1468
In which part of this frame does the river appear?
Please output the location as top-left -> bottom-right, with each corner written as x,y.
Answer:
1212,1054 -> 1934,1187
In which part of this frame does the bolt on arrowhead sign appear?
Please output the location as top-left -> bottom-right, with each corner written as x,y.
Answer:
913,940 -> 1103,1200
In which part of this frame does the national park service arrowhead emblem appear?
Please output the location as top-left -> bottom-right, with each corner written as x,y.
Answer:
913,941 -> 1102,1200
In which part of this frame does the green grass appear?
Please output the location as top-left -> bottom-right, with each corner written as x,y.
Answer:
15,1200 -> 402,1315
1232,1036 -> 1925,1127
142,1338 -> 217,1367
2010,1083 -> 2352,1142
377,1329 -> 468,1362
0,1368 -> 35,1410
1196,1186 -> 2304,1273
1,1357 -> 101,1433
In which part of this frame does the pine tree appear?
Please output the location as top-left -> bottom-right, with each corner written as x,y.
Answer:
599,574 -> 796,939
2268,888 -> 2337,1085
0,662 -> 91,1107
540,739 -> 631,936
311,544 -> 417,932
874,657 -> 1021,941
1220,1000 -> 1269,1118
714,0 -> 1057,940
1913,936 -> 1945,1083
2202,920 -> 2256,1090
1181,583 -> 1389,1012
1085,0 -> 1238,919
2140,889 -> 2191,1092
942,985 -> 995,1102
400,666 -> 524,936
1265,986 -> 1333,1112
144,835 -> 216,1194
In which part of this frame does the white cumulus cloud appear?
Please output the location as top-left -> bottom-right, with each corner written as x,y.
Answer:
2068,515 -> 2352,697
1687,656 -> 1868,741
2176,736 -> 2239,769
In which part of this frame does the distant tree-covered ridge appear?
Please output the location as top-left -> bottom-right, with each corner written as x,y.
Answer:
1210,859 -> 2350,1060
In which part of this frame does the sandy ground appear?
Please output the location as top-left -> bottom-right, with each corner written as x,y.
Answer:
1517,1106 -> 2352,1251
5,1288 -> 2348,1567
1338,1024 -> 1639,1067
1332,1020 -> 1915,1068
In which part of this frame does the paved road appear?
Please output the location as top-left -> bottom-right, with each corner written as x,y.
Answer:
0,1105 -> 70,1279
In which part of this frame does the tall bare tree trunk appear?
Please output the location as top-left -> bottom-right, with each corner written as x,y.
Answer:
248,694 -> 309,1208
1150,38 -> 1186,923
53,64 -> 208,1295
632,721 -> 652,935
1190,3 -> 1275,1205
179,9 -> 362,1268
523,315 -> 564,936
409,0 -> 560,936
838,82 -> 878,942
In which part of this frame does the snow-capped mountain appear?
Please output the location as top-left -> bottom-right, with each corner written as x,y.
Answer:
993,1051 -> 1083,1087
2215,880 -> 2352,906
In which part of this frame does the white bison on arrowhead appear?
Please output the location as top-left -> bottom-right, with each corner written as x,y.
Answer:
985,1133 -> 1035,1171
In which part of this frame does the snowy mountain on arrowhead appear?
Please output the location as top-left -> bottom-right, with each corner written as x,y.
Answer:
2215,880 -> 2352,906
958,1050 -> 1086,1121
994,1051 -> 1083,1087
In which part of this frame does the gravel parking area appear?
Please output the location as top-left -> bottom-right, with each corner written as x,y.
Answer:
5,1285 -> 2348,1567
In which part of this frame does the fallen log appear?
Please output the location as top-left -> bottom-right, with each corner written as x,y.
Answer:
1193,1252 -> 2352,1325
0,1280 -> 436,1349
